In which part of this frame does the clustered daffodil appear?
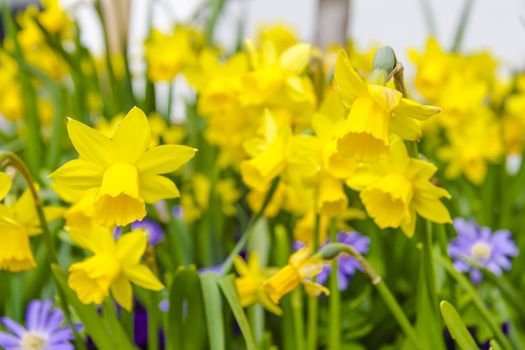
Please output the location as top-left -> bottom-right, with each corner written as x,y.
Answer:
50,107 -> 196,227
68,227 -> 164,310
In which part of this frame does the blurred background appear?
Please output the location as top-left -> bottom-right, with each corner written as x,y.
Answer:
8,0 -> 525,86
57,0 -> 525,70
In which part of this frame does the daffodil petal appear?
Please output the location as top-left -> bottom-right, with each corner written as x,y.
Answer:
0,173 -> 11,200
112,107 -> 151,163
333,50 -> 366,107
390,114 -> 422,141
68,225 -> 115,254
67,118 -> 115,167
111,274 -> 133,311
125,264 -> 164,291
279,43 -> 310,74
413,196 -> 452,224
395,98 -> 441,121
140,175 -> 180,203
137,145 -> 197,176
115,230 -> 148,267
49,159 -> 103,190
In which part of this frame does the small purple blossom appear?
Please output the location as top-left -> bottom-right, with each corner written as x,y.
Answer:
132,219 -> 164,246
114,219 -> 165,246
448,218 -> 519,284
316,231 -> 371,290
0,299 -> 79,350
172,205 -> 183,219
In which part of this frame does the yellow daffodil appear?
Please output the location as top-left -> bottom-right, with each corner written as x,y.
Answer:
0,186 -> 62,271
234,252 -> 282,315
68,228 -> 164,311
49,107 -> 197,227
241,111 -> 318,189
347,138 -> 451,237
263,247 -> 328,304
144,27 -> 200,82
437,108 -> 503,185
333,50 -> 440,162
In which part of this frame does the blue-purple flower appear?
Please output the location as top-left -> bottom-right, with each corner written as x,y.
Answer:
132,219 -> 164,246
0,299 -> 78,350
316,231 -> 371,290
114,219 -> 164,246
448,218 -> 519,284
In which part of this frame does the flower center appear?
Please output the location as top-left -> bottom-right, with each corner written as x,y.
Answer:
470,241 -> 492,260
21,331 -> 47,350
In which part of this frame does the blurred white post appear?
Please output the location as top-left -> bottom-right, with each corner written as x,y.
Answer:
101,0 -> 130,53
315,0 -> 350,47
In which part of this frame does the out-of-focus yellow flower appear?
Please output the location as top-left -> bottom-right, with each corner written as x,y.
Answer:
333,50 -> 440,162
145,27 -> 200,82
49,107 -> 197,227
263,247 -> 328,304
68,228 -> 164,311
0,186 -> 62,271
348,139 -> 451,237
241,111 -> 318,189
437,108 -> 503,185
216,178 -> 241,216
234,252 -> 282,315
408,38 -> 451,101
247,180 -> 313,218
39,0 -> 72,35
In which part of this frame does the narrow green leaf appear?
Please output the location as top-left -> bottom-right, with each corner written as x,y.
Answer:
218,275 -> 257,350
200,272 -> 225,350
168,265 -> 206,350
440,301 -> 478,350
51,265 -> 116,350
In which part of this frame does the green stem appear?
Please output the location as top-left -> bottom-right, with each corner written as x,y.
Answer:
451,0 -> 475,52
436,254 -> 513,350
422,221 -> 439,317
306,213 -> 321,350
220,177 -> 280,274
2,5 -> 42,175
167,81 -> 174,122
291,289 -> 306,350
328,219 -> 340,350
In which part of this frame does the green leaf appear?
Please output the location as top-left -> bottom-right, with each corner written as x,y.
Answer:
167,265 -> 206,350
200,272 -> 225,350
440,301 -> 479,350
51,265 -> 116,350
218,275 -> 258,350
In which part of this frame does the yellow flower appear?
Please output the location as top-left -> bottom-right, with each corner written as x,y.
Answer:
234,252 -> 282,315
0,187 -> 62,272
144,27 -> 200,82
38,0 -> 71,34
241,111 -> 318,189
49,107 -> 197,227
347,138 -> 451,237
333,50 -> 440,162
68,228 -> 164,311
437,108 -> 502,185
263,247 -> 328,304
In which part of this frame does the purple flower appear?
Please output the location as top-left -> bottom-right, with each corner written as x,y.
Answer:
114,219 -> 165,246
316,232 -> 371,290
448,218 -> 519,284
0,299 -> 79,350
132,219 -> 164,246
